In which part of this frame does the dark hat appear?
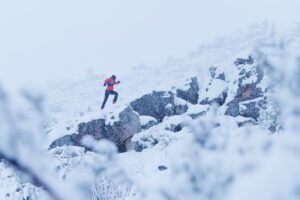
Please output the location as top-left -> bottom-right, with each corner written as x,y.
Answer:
112,75 -> 116,79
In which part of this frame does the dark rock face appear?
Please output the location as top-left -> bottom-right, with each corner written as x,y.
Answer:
130,91 -> 188,122
225,92 -> 264,121
50,106 -> 141,152
234,55 -> 254,66
78,119 -> 107,140
225,100 -> 240,117
176,77 -> 199,104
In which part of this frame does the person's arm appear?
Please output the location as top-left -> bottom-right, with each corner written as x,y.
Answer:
103,79 -> 109,86
114,80 -> 120,85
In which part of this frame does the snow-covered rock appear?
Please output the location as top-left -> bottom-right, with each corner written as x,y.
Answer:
130,91 -> 188,122
50,106 -> 141,152
139,115 -> 158,130
176,77 -> 199,104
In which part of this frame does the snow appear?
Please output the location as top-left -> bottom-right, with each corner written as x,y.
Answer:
186,104 -> 209,114
226,135 -> 300,200
204,79 -> 227,101
0,161 -> 49,200
42,26 -> 300,199
139,115 -> 157,127
1,24 -> 300,200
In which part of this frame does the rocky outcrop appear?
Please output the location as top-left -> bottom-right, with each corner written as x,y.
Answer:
50,89 -> 191,152
225,97 -> 265,120
225,59 -> 267,123
49,59 -> 277,154
176,77 -> 199,104
50,106 -> 141,152
130,91 -> 188,122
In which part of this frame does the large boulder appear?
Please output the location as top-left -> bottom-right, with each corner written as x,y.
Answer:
50,89 -> 189,152
50,106 -> 141,152
176,77 -> 199,104
130,91 -> 188,122
105,106 -> 141,147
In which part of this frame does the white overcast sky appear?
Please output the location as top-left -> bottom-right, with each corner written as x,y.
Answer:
0,0 -> 299,89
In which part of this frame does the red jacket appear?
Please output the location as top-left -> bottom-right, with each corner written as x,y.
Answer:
104,78 -> 119,91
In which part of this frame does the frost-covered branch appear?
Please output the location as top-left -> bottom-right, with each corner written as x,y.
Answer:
0,152 -> 62,200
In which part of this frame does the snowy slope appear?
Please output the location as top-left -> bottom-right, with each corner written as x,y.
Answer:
2,25 -> 300,200
44,24 -> 281,145
43,25 -> 300,200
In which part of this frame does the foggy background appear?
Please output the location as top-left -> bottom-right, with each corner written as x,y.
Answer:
0,0 -> 299,89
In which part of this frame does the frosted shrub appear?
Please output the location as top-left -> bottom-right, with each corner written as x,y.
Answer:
91,176 -> 131,200
0,88 -> 132,200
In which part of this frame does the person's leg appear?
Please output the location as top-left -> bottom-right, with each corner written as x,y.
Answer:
111,91 -> 118,103
101,90 -> 110,109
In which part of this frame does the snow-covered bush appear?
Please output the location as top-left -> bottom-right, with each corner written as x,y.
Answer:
0,88 -> 132,200
91,176 -> 131,200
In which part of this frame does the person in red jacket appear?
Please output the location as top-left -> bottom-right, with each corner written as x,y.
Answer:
101,75 -> 120,109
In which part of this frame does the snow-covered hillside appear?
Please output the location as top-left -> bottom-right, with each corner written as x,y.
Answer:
1,25 -> 300,200
44,25 -> 273,144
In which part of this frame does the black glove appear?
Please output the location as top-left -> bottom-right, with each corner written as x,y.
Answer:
103,83 -> 107,86
117,81 -> 121,84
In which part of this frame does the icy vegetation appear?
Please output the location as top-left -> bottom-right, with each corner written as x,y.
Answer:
1,25 -> 300,200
